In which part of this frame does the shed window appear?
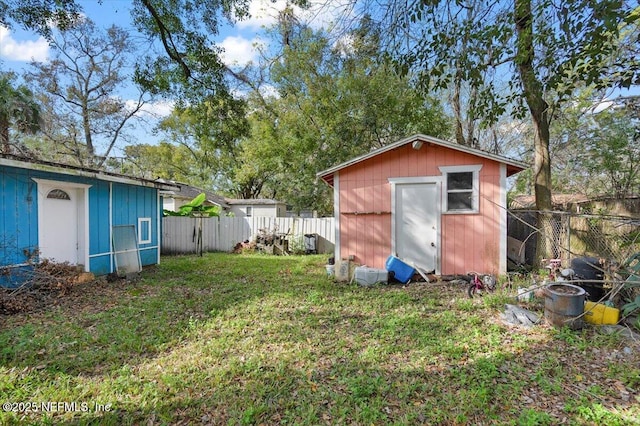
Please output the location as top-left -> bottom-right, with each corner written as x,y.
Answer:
246,206 -> 252,217
46,189 -> 70,200
138,217 -> 152,244
439,165 -> 482,213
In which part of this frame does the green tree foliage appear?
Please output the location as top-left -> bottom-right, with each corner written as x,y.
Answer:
0,72 -> 41,154
585,105 -> 640,198
129,0 -> 304,104
25,18 -> 148,167
551,94 -> 640,198
234,19 -> 450,214
371,0 -> 638,188
0,0 -> 80,39
365,0 -> 638,258
118,142 -> 195,182
151,95 -> 249,190
163,193 -> 220,217
1,0 -> 258,103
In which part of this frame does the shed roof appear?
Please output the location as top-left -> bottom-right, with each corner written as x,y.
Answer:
316,134 -> 528,186
0,154 -> 178,191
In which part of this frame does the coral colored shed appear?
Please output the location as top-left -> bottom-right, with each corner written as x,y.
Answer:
317,134 -> 527,276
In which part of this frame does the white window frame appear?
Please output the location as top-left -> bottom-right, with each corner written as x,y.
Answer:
439,165 -> 482,214
138,217 -> 152,244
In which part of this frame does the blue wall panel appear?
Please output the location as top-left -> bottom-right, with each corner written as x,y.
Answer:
111,183 -> 159,267
89,255 -> 111,276
0,168 -> 38,268
139,248 -> 158,266
89,180 -> 111,256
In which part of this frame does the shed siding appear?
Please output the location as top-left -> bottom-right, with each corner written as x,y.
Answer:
0,167 -> 38,267
336,143 -> 506,274
441,161 -> 502,274
112,183 -> 159,267
88,180 -> 112,275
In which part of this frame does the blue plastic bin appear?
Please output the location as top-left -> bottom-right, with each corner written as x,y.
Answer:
385,255 -> 415,284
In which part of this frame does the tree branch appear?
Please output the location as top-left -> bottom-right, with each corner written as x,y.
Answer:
140,0 -> 192,79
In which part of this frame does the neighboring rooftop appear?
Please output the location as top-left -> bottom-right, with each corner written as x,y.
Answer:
225,198 -> 285,205
158,181 -> 230,209
510,194 -> 592,210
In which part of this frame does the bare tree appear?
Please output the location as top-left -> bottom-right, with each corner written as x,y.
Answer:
26,18 -> 149,168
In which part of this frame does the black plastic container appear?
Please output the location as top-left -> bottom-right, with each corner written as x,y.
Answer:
571,257 -> 605,301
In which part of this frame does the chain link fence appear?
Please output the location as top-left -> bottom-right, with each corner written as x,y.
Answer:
508,210 -> 640,267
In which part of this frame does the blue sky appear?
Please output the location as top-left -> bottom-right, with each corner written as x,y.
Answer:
1,1 -> 636,152
0,0 -> 350,151
0,0 -> 347,72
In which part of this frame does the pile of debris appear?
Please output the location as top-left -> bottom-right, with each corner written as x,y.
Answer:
233,225 -> 290,255
501,303 -> 541,328
0,260 -> 95,315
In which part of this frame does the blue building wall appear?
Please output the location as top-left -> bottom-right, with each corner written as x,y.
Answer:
1,167 -> 39,268
1,162 -> 163,286
111,183 -> 159,267
88,180 -> 112,275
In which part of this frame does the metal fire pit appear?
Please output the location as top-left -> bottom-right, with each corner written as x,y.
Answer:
544,283 -> 586,330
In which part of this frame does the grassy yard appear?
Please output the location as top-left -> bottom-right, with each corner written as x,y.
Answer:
1,253 -> 639,425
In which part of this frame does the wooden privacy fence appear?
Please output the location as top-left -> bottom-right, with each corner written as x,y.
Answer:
161,216 -> 335,255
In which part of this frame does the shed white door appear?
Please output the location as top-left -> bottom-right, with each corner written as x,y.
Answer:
395,182 -> 439,272
35,180 -> 89,268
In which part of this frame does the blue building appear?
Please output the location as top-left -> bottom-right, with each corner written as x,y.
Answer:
0,155 -> 177,287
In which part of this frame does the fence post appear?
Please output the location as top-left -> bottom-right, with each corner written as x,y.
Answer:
567,214 -> 571,262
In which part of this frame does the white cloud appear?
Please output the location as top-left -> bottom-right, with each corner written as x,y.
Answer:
140,100 -> 174,117
259,84 -> 279,99
126,99 -> 174,118
0,26 -> 49,62
219,35 -> 263,67
236,0 -> 286,30
236,0 -> 354,32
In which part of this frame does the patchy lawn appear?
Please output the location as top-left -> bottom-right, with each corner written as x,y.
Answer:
1,253 -> 639,425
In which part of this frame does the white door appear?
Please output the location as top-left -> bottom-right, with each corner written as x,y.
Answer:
40,186 -> 78,263
35,180 -> 89,267
395,182 -> 439,272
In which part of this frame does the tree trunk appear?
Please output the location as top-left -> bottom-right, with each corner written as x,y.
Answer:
83,107 -> 94,161
452,74 -> 466,145
514,0 -> 554,263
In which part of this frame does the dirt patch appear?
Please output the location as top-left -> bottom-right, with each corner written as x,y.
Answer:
0,263 -> 155,330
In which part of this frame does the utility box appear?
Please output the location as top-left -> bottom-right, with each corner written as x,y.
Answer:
335,259 -> 351,282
